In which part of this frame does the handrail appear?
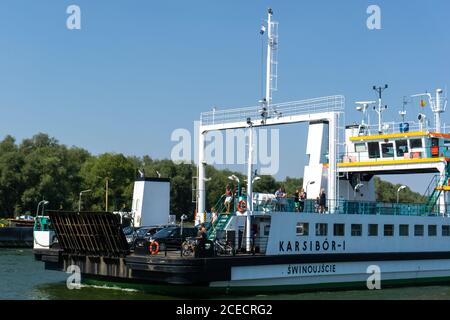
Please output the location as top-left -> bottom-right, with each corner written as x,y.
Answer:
251,198 -> 444,217
424,175 -> 440,197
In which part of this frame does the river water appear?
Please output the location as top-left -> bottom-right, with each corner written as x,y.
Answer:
2,248 -> 450,300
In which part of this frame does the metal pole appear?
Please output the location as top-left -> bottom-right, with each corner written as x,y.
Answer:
246,124 -> 254,252
265,8 -> 272,107
105,178 -> 109,212
378,95 -> 382,133
78,193 -> 82,212
328,113 -> 338,213
197,128 -> 206,222
36,201 -> 42,217
436,89 -> 442,133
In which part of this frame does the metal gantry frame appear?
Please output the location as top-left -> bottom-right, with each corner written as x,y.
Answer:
196,95 -> 345,219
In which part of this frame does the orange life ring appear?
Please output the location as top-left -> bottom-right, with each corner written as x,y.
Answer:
238,200 -> 247,213
149,241 -> 160,255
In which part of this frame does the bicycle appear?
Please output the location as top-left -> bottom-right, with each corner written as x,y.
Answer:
214,238 -> 235,256
181,237 -> 197,257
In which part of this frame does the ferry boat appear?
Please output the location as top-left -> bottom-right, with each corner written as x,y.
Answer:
33,9 -> 450,294
0,216 -> 34,248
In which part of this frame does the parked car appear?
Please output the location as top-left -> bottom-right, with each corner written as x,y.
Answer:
133,226 -> 198,253
132,225 -> 175,250
149,226 -> 198,251
122,226 -> 139,246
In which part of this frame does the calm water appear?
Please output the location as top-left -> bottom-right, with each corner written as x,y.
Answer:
2,248 -> 450,300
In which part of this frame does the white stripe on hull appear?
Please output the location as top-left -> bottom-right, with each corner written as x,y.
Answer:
209,259 -> 450,288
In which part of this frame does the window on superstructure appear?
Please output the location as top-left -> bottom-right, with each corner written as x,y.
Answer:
316,223 -> 328,236
381,143 -> 394,158
368,224 -> 378,236
355,143 -> 367,153
384,224 -> 394,236
414,225 -> 424,237
334,224 -> 345,236
396,140 -> 409,157
351,224 -> 362,236
399,224 -> 409,236
296,223 -> 309,236
442,225 -> 450,236
410,139 -> 423,149
428,225 -> 437,236
368,142 -> 380,159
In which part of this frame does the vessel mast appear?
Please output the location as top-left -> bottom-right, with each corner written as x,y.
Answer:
262,8 -> 278,116
373,84 -> 388,134
411,89 -> 447,133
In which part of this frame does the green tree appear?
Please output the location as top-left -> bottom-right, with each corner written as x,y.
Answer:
374,177 -> 426,203
0,136 -> 24,216
18,133 -> 90,214
79,153 -> 135,212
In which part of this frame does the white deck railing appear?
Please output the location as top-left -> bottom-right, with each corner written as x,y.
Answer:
201,95 -> 345,127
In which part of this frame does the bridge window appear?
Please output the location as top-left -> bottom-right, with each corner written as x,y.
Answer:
355,143 -> 367,153
396,140 -> 409,157
368,142 -> 380,159
384,224 -> 394,236
399,224 -> 409,236
442,225 -> 450,236
428,225 -> 437,236
410,139 -> 423,149
316,223 -> 328,236
296,223 -> 309,236
333,224 -> 345,236
351,224 -> 362,236
414,225 -> 424,237
381,143 -> 394,158
368,224 -> 378,236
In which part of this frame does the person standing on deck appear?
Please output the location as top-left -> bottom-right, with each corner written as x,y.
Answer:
300,188 -> 307,212
294,189 -> 300,212
223,184 -> 233,214
275,187 -> 287,211
319,188 -> 327,214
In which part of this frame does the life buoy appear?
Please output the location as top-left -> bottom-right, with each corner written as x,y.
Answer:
238,200 -> 247,213
149,241 -> 160,255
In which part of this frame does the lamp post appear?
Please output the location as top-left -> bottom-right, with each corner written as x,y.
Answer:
105,178 -> 109,212
180,214 -> 188,238
354,183 -> 364,198
228,175 -> 241,198
252,176 -> 261,184
397,185 -> 407,204
78,189 -> 92,212
36,200 -> 49,217
305,181 -> 316,197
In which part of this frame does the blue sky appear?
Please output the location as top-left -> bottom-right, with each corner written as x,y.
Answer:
0,1 -> 449,192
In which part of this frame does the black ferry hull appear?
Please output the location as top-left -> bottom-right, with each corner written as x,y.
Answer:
35,248 -> 450,294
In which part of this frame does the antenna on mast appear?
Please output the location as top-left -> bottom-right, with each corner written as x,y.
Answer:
373,84 -> 389,134
399,96 -> 408,123
259,8 -> 279,124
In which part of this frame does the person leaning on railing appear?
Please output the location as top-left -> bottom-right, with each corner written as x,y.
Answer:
294,189 -> 300,212
275,187 -> 287,211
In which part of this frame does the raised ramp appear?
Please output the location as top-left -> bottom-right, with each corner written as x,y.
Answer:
48,211 -> 129,257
